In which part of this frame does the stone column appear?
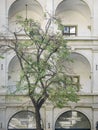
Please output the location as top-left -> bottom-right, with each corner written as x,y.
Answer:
45,104 -> 54,130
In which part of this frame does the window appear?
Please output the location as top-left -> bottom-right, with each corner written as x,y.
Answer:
8,111 -> 36,129
66,75 -> 80,91
55,110 -> 91,129
71,75 -> 80,91
63,26 -> 77,36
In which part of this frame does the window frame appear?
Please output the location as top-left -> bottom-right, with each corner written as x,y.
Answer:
63,25 -> 77,36
66,75 -> 80,91
71,75 -> 80,91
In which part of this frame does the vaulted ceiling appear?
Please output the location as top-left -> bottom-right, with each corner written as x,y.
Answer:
55,0 -> 91,19
8,0 -> 43,18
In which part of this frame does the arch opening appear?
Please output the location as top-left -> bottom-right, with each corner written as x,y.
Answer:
63,52 -> 91,92
8,0 -> 43,18
8,0 -> 44,32
55,0 -> 91,36
8,55 -> 21,93
55,110 -> 91,130
55,0 -> 91,19
8,110 -> 43,130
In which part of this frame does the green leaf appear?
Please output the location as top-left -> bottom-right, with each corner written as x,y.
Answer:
0,55 -> 4,59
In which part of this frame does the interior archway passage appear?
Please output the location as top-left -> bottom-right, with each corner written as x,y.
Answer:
55,110 -> 91,130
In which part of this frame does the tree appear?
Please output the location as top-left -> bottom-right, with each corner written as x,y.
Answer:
0,17 -> 79,130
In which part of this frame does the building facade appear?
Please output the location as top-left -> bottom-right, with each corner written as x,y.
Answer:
0,0 -> 98,130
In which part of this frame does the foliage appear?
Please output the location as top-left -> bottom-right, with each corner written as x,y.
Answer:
15,17 -> 78,105
0,16 -> 79,130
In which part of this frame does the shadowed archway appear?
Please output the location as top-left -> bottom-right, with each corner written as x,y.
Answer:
55,110 -> 91,130
8,110 -> 43,130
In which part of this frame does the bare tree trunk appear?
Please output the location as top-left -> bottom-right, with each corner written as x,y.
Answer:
35,106 -> 42,130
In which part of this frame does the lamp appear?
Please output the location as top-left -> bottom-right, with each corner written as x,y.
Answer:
25,4 -> 28,20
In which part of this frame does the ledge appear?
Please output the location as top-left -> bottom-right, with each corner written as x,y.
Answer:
64,36 -> 98,41
1,35 -> 98,41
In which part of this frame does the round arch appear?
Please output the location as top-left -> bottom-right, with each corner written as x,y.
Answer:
8,0 -> 44,32
70,52 -> 91,70
55,0 -> 91,36
8,55 -> 21,93
8,55 -> 20,73
55,110 -> 91,130
55,0 -> 91,18
63,52 -> 91,92
7,110 -> 43,130
8,0 -> 44,18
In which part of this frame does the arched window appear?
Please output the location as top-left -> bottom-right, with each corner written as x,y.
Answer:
55,110 -> 91,130
8,111 -> 36,130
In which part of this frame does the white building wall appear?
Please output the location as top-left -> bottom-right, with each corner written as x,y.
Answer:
92,50 -> 98,93
93,0 -> 98,36
1,0 -> 98,130
0,0 -> 6,32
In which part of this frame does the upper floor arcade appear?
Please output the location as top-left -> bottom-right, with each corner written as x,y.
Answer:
0,49 -> 93,95
0,0 -> 98,37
